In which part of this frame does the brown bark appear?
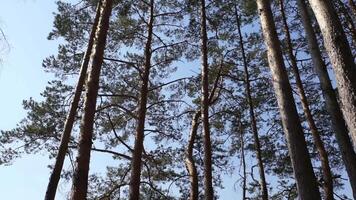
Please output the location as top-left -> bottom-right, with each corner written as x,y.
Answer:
185,65 -> 222,200
235,6 -> 268,200
279,1 -> 333,199
128,0 -> 154,199
297,0 -> 356,198
200,0 -> 214,199
308,0 -> 356,151
44,2 -> 102,200
69,0 -> 113,199
256,0 -> 321,199
185,111 -> 200,200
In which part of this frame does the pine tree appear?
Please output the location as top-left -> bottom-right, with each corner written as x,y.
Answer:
308,0 -> 356,150
278,0 -> 333,198
70,0 -> 113,199
44,2 -> 103,200
256,0 -> 321,199
297,0 -> 356,198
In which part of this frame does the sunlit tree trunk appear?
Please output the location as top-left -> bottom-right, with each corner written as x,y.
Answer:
256,0 -> 321,199
279,1 -> 333,199
308,0 -> 356,151
235,6 -> 268,200
44,2 -> 102,200
185,111 -> 200,200
69,0 -> 113,199
128,0 -> 154,199
297,0 -> 356,198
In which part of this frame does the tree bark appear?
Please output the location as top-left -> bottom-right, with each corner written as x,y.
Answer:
297,0 -> 356,198
279,1 -> 334,199
185,111 -> 200,200
235,6 -> 268,200
256,0 -> 321,199
44,2 -> 102,200
308,0 -> 356,151
128,0 -> 154,199
200,0 -> 214,199
185,66 -> 222,200
69,0 -> 113,199
279,1 -> 333,199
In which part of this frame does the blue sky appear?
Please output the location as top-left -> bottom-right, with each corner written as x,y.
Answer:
0,0 -> 60,199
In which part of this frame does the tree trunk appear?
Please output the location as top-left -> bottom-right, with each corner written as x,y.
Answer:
349,0 -> 356,18
69,0 -> 113,199
256,0 -> 321,199
184,68 -> 221,200
235,6 -> 268,200
297,0 -> 356,198
44,2 -> 102,200
128,0 -> 154,199
279,1 -> 334,199
239,120 -> 247,200
200,0 -> 214,199
185,111 -> 200,200
308,0 -> 356,151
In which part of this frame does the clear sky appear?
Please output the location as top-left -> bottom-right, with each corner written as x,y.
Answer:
0,0 -> 60,199
0,1 -> 353,200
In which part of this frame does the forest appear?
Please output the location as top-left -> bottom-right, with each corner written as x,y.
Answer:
0,0 -> 356,199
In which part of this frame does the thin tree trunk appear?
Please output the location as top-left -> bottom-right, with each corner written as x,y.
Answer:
69,0 -> 113,199
239,120 -> 247,200
235,6 -> 268,200
279,1 -> 334,199
349,0 -> 356,18
297,0 -> 356,198
185,67 -> 222,200
256,0 -> 321,199
185,111 -> 200,200
308,0 -> 356,151
128,0 -> 154,199
44,2 -> 102,200
200,0 -> 214,199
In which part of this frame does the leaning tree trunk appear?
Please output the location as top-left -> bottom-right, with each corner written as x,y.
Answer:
308,0 -> 356,151
69,0 -> 113,199
44,2 -> 102,200
128,0 -> 154,199
297,0 -> 356,198
185,111 -> 200,200
200,0 -> 214,199
235,6 -> 268,200
185,65 -> 222,200
256,0 -> 321,199
279,1 -> 333,199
